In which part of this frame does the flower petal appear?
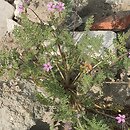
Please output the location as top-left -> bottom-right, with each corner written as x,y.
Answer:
43,64 -> 47,67
116,117 -> 120,120
46,68 -> 50,72
118,114 -> 122,117
61,3 -> 64,6
121,115 -> 125,118
121,119 -> 125,123
117,119 -> 122,123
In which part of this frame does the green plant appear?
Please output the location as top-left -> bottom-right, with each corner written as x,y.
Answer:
0,1 -> 129,129
86,117 -> 110,130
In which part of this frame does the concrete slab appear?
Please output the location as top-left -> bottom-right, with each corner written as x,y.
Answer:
88,31 -> 116,51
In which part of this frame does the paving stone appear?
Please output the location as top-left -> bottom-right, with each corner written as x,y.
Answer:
88,31 -> 116,51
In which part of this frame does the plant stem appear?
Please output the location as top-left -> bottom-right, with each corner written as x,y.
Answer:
77,118 -> 85,130
55,63 -> 65,80
27,7 -> 44,24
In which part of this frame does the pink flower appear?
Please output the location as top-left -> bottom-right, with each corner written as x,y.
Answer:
43,62 -> 52,72
47,2 -> 56,11
128,52 -> 130,58
55,2 -> 65,12
116,114 -> 125,124
18,4 -> 24,13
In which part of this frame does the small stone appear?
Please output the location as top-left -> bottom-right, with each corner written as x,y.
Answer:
91,11 -> 130,31
10,117 -> 14,122
6,19 -> 20,33
0,0 -> 14,39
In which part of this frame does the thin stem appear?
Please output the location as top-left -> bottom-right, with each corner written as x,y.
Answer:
72,61 -> 102,84
77,118 -> 85,130
85,108 -> 115,119
42,43 -> 66,81
55,63 -> 65,80
57,43 -> 70,85
94,109 -> 116,119
104,82 -> 128,84
57,44 -> 67,67
72,71 -> 82,84
27,7 -> 44,24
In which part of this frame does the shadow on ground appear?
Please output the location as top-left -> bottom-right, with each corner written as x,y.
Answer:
29,120 -> 50,130
102,82 -> 129,105
89,81 -> 130,106
76,0 -> 114,31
